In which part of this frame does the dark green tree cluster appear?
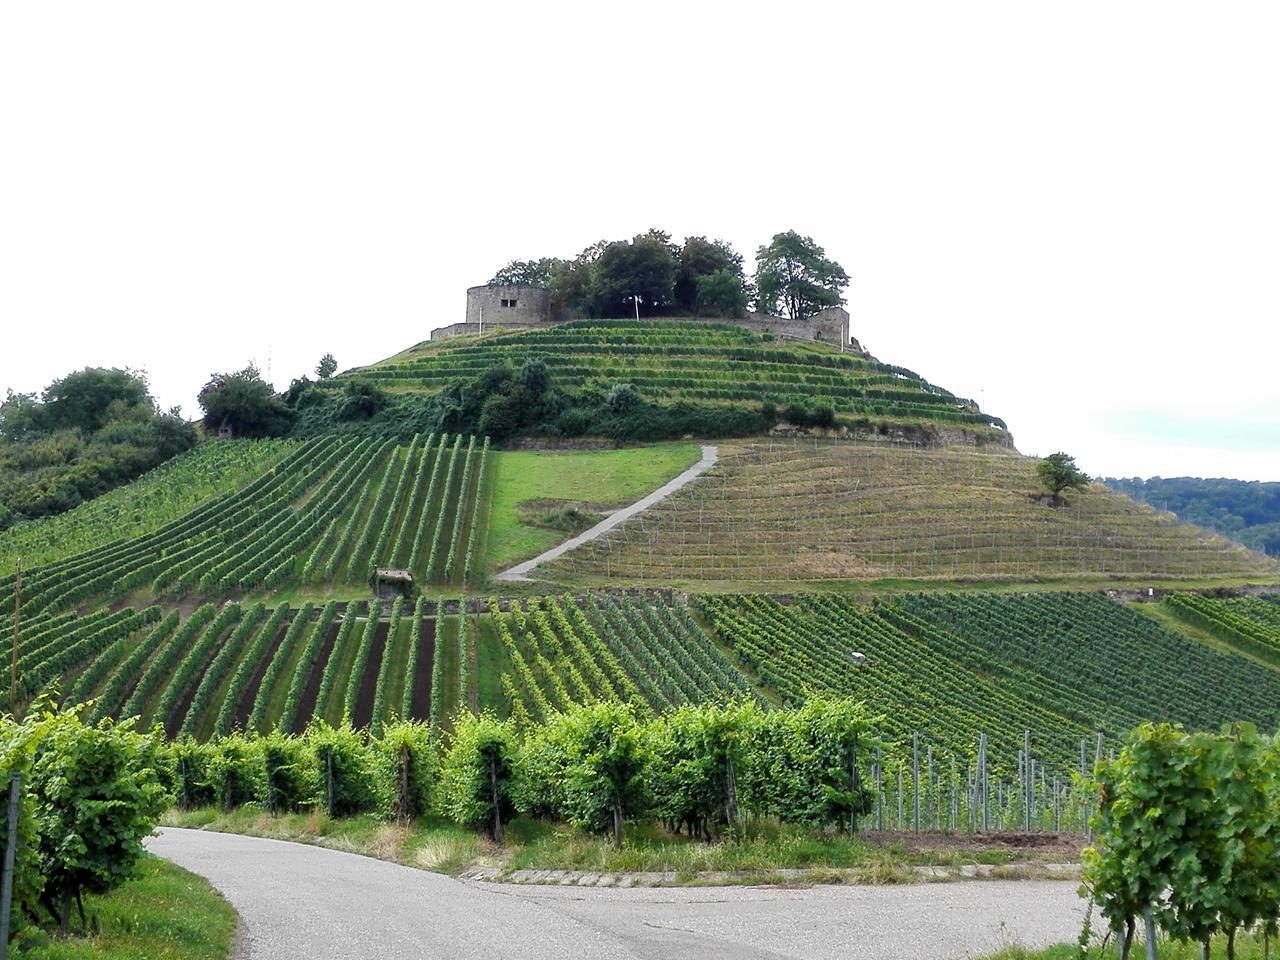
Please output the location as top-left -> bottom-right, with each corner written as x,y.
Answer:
0,368 -> 196,530
196,363 -> 294,438
287,360 -> 769,443
1,696 -> 170,943
1102,476 -> 1280,556
489,229 -> 847,321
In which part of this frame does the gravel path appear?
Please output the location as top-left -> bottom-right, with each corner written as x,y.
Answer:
149,827 -> 1085,960
494,444 -> 718,581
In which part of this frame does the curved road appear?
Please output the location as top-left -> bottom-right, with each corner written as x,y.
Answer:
149,828 -> 1084,960
494,444 -> 719,581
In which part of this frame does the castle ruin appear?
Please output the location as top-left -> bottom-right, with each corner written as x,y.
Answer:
430,284 -> 869,356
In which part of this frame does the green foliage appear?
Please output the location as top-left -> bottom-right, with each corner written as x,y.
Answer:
521,702 -> 649,847
439,711 -> 518,840
1083,723 -> 1280,957
260,729 -> 315,813
306,720 -> 382,817
197,363 -> 294,438
316,353 -> 338,379
695,267 -> 749,317
0,368 -> 196,530
675,236 -> 745,314
1036,451 -> 1089,499
29,707 -> 171,933
203,732 -> 265,811
591,231 -> 677,317
489,257 -> 561,287
646,700 -> 759,839
166,737 -> 216,811
740,699 -> 876,834
753,230 -> 849,320
376,721 -> 437,821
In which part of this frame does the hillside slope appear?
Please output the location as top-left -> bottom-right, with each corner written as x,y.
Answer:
332,320 -> 1009,441
544,439 -> 1278,586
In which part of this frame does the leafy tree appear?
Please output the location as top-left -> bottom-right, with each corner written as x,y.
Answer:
489,257 -> 562,288
753,230 -> 850,320
197,363 -> 294,438
695,268 -> 749,317
315,353 -> 337,379
592,233 -> 677,317
40,367 -> 153,435
1037,452 -> 1089,501
675,237 -> 745,313
0,369 -> 195,529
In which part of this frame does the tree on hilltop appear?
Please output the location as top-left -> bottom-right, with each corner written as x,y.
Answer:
592,232 -> 677,317
489,258 -> 561,288
197,364 -> 294,438
753,231 -> 849,321
1037,452 -> 1090,503
675,237 -> 747,315
315,353 -> 337,379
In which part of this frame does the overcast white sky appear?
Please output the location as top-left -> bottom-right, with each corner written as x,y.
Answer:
2,2 -> 1277,481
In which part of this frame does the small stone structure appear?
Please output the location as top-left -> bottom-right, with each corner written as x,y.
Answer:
432,284 -> 866,354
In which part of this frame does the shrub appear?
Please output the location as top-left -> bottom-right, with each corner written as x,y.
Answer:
31,708 -> 171,934
377,721 -> 437,821
261,730 -> 315,813
307,720 -> 382,817
439,711 -> 518,842
205,732 -> 265,811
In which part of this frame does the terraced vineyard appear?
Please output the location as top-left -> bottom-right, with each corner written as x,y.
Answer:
0,432 -> 491,617
353,320 -> 1007,431
549,439 -> 1277,584
483,592 -> 754,725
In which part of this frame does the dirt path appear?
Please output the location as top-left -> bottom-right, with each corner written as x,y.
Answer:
494,444 -> 718,582
149,827 -> 1085,960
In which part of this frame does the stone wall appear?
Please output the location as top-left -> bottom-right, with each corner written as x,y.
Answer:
464,284 -> 552,328
436,289 -> 864,354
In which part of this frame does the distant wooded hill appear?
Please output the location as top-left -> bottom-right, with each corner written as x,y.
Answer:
1102,476 -> 1280,556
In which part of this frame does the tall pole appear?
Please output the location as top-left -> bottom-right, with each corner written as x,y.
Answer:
634,296 -> 640,322
10,559 -> 18,715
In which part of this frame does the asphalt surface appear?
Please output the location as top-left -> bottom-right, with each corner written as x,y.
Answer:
149,827 -> 1086,960
494,444 -> 719,581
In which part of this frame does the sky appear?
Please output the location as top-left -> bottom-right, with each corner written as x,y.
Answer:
1,2 -> 1277,482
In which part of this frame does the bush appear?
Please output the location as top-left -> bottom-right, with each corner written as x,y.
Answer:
439,712 -> 518,842
31,708 -> 171,934
261,730 -> 315,813
376,721 -> 437,821
166,737 -> 217,810
205,733 -> 266,811
307,720 -> 382,817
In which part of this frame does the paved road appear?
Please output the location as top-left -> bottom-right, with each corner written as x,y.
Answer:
494,444 -> 719,581
149,827 -> 1085,960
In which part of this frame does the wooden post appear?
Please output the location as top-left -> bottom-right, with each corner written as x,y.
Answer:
0,772 -> 21,959
10,559 -> 19,715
